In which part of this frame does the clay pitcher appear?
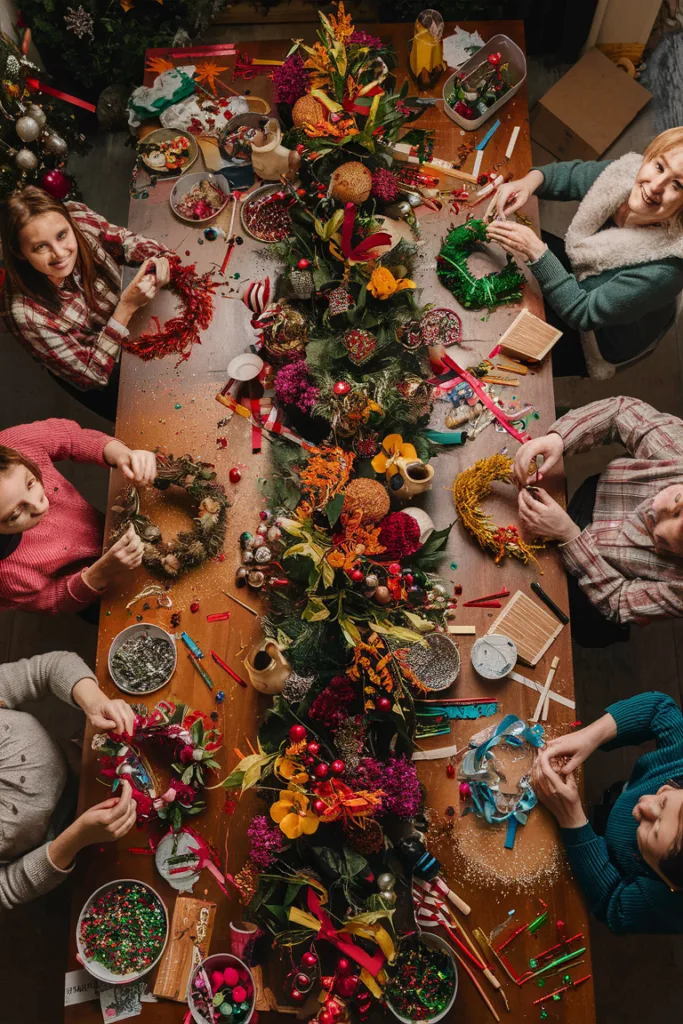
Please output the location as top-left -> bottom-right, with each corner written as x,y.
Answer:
245,640 -> 291,694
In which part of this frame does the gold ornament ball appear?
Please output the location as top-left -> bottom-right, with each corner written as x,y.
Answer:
263,303 -> 309,361
342,477 -> 390,524
330,161 -> 372,205
374,585 -> 392,605
292,95 -> 325,128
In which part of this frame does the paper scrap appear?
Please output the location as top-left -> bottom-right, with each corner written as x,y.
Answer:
443,27 -> 484,69
64,969 -> 98,1006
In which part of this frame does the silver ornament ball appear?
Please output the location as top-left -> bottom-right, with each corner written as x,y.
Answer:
377,872 -> 396,892
43,132 -> 68,157
364,573 -> 379,590
15,115 -> 40,143
254,545 -> 272,564
247,569 -> 265,588
242,549 -> 255,565
14,148 -> 38,172
26,104 -> 46,129
256,523 -> 268,536
380,890 -> 397,907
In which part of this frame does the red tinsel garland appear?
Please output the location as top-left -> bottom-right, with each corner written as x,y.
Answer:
124,255 -> 218,363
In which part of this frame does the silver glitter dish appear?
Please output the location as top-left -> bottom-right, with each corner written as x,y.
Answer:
108,622 -> 177,695
399,632 -> 461,691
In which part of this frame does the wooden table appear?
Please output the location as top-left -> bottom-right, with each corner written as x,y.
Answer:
66,21 -> 595,1023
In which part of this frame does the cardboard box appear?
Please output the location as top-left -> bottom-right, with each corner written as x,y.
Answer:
587,0 -> 661,47
531,48 -> 651,162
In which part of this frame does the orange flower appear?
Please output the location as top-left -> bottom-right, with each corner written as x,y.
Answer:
328,1 -> 355,43
145,56 -> 175,74
368,267 -> 416,301
270,789 -> 320,839
275,755 -> 309,786
313,779 -> 383,824
194,60 -> 230,96
304,42 -> 334,91
371,433 -> 418,480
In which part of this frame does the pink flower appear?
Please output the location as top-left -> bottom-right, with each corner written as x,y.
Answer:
179,744 -> 195,764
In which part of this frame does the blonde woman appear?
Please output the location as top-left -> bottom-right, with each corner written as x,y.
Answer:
487,128 -> 683,375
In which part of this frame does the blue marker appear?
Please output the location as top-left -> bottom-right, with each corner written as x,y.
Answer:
180,631 -> 204,660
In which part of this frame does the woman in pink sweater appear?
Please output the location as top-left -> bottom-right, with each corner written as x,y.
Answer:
0,418 -> 156,614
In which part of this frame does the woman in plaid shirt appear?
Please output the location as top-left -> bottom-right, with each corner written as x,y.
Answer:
0,186 -> 171,420
514,396 -> 683,644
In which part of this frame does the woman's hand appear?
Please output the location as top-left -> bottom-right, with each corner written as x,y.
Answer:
104,439 -> 157,486
49,782 -> 138,869
486,221 -> 547,262
151,256 -> 170,288
513,433 -> 564,487
492,169 -> 544,219
72,676 -> 136,736
542,714 -> 617,775
117,262 -> 159,314
518,487 -> 582,543
531,758 -> 588,829
82,524 -> 144,592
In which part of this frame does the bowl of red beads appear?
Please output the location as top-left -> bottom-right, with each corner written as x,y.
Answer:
189,953 -> 255,1024
77,879 -> 168,984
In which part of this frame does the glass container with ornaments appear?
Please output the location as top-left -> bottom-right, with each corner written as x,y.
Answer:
409,10 -> 445,90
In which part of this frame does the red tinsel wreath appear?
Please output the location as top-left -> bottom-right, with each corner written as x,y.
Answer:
124,255 -> 218,363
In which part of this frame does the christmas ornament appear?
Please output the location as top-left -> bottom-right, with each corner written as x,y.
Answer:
43,131 -> 68,156
342,477 -> 390,523
287,268 -> 315,300
292,94 -> 326,127
258,303 -> 309,362
333,380 -> 351,396
330,161 -> 372,204
229,467 -> 242,483
25,103 -> 46,129
328,286 -> 354,318
14,148 -> 37,172
39,168 -> 71,199
371,167 -> 400,203
64,6 -> 95,41
437,219 -> 525,310
342,327 -> 377,366
374,586 -> 392,606
15,115 -> 40,142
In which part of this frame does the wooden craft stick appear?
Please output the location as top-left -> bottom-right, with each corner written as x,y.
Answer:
451,947 -> 501,1022
472,149 -> 484,179
505,125 -> 520,160
543,658 -> 560,721
447,625 -> 476,635
531,656 -> 559,723
509,670 -> 575,710
222,590 -> 259,616
495,360 -> 527,375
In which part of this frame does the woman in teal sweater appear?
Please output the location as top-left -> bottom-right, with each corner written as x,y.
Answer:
532,691 -> 683,934
486,127 -> 683,375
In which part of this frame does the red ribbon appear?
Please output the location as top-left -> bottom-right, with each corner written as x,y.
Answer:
341,203 -> 391,263
26,77 -> 96,113
440,353 -> 532,445
306,888 -> 385,976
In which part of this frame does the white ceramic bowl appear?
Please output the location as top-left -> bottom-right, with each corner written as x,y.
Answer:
443,32 -> 527,131
386,934 -> 458,1024
108,621 -> 177,695
189,953 -> 255,1024
170,171 -> 231,224
227,352 -> 264,382
77,879 -> 168,984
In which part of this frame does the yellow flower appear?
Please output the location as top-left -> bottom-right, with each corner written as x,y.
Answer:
275,756 -> 309,786
371,433 -> 418,478
270,789 -> 320,839
368,267 -> 416,301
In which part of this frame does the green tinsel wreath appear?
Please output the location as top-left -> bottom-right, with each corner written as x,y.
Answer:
436,219 -> 526,311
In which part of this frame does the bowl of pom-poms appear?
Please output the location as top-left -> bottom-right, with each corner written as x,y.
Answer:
189,953 -> 255,1024
77,879 -> 169,984
171,172 -> 231,224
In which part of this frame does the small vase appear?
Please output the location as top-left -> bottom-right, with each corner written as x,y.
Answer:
388,457 -> 435,501
249,118 -> 301,182
245,640 -> 291,695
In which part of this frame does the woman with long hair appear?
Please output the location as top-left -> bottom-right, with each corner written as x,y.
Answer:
487,127 -> 683,376
0,186 -> 171,419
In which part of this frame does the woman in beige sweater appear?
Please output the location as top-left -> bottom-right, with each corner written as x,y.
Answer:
0,650 -> 136,909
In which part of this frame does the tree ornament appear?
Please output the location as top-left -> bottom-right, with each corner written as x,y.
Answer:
371,167 -> 400,203
313,798 -> 326,814
14,148 -> 38,172
301,951 -> 318,968
342,478 -> 390,524
376,696 -> 391,711
374,586 -> 392,606
259,303 -> 309,363
15,115 -> 40,142
377,872 -> 396,891
295,972 -> 313,991
290,988 -> 306,1003
287,268 -> 315,300
330,760 -> 345,776
25,103 -> 46,129
328,286 -> 353,318
289,724 -> 307,742
39,167 -> 71,199
364,573 -> 379,590
332,380 -> 351,396
330,162 -> 372,204
437,219 -> 525,310
43,131 -> 68,157
314,762 -> 330,780
336,958 -> 352,977
229,467 -> 242,483
341,327 -> 377,366
350,569 -> 364,583
297,258 -> 310,269
292,94 -> 326,127
307,741 -> 320,755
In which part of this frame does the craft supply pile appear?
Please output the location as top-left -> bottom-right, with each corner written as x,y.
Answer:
65,9 -> 590,1024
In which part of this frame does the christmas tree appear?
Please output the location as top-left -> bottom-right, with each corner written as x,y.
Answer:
0,32 -> 91,199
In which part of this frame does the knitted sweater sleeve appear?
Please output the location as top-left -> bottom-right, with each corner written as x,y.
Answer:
601,691 -> 683,752
0,842 -> 73,910
560,823 -> 683,933
534,159 -> 612,201
0,651 -> 95,708
0,417 -> 110,467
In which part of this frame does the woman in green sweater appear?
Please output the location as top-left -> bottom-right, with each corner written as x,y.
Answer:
486,127 -> 683,375
532,691 -> 683,934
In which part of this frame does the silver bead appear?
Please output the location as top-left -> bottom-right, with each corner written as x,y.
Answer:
431,583 -> 448,598
380,890 -> 397,907
14,148 -> 37,171
15,115 -> 40,142
377,872 -> 396,892
247,570 -> 265,588
254,545 -> 272,564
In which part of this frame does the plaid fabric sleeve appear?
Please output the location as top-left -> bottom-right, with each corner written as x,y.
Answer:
68,202 -> 170,265
560,528 -> 683,623
550,396 -> 683,460
10,300 -> 121,390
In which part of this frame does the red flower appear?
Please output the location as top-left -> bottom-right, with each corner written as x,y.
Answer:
224,795 -> 238,815
131,790 -> 154,820
179,744 -> 195,764
174,781 -> 198,806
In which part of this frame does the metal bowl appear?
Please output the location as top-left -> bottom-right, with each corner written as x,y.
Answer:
170,171 -> 231,224
77,879 -> 168,985
386,933 -> 458,1024
108,622 -> 177,695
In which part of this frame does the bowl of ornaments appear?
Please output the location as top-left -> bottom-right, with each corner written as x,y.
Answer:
189,953 -> 255,1024
171,171 -> 231,224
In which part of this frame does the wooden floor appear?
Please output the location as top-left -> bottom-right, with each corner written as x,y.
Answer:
0,36 -> 682,1024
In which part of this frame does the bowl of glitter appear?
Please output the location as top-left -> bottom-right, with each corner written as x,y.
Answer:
188,953 -> 255,1024
77,879 -> 169,984
108,622 -> 177,695
385,934 -> 458,1023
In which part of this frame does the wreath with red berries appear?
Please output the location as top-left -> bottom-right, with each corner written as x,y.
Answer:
92,699 -> 222,832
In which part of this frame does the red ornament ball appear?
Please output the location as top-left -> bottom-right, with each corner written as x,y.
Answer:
330,759 -> 345,776
190,600 -> 200,613
314,762 -> 329,780
289,724 -> 307,742
232,986 -> 247,1003
301,951 -> 318,968
333,381 -> 351,396
319,1011 -> 332,1024
313,798 -> 326,814
336,975 -> 359,998
328,1003 -> 341,1020
446,764 -> 455,779
296,143 -> 306,154
350,569 -> 364,583
295,973 -> 311,990
336,958 -> 352,977
229,467 -> 242,483
39,169 -> 71,200
403,573 -> 414,586
297,258 -> 310,270
488,51 -> 502,66
376,696 -> 391,712
307,740 -> 320,755
320,976 -> 335,992
388,562 -> 401,576
459,782 -> 471,799
223,967 -> 239,986
290,988 -> 305,1004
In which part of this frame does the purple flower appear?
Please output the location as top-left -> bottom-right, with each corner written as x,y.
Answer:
355,756 -> 421,818
272,54 -> 310,106
349,31 -> 384,51
308,675 -> 357,731
274,360 -> 319,414
247,815 -> 285,869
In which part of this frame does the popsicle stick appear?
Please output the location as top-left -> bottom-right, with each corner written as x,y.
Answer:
531,656 -> 559,723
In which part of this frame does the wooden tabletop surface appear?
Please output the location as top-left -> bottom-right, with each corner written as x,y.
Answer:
65,21 -> 596,1023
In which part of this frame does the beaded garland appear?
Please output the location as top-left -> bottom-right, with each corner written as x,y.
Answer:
453,453 -> 545,565
436,219 -> 526,311
92,699 -> 222,831
79,882 -> 166,976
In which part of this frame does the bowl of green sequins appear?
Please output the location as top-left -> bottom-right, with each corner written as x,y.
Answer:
386,934 -> 458,1023
108,622 -> 177,695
